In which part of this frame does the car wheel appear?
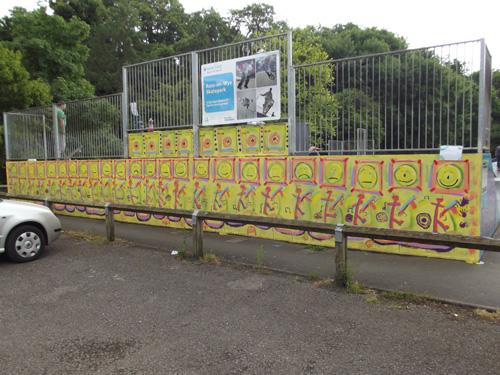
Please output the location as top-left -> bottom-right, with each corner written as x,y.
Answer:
6,225 -> 46,263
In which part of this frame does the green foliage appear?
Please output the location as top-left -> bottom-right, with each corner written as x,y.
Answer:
4,7 -> 94,101
318,23 -> 408,60
132,0 -> 188,45
49,0 -> 108,25
174,8 -> 235,53
293,27 -> 338,148
0,45 -> 52,110
228,3 -> 287,38
304,244 -> 326,252
84,1 -> 146,95
489,70 -> 500,154
308,271 -> 319,280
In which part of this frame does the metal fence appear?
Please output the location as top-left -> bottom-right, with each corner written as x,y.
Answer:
3,105 -> 54,160
121,32 -> 292,156
3,94 -> 123,161
64,94 -> 123,159
3,35 -> 493,160
293,39 -> 492,155
123,53 -> 194,133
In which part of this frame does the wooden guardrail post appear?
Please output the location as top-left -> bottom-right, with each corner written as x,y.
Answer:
192,210 -> 204,258
334,224 -> 347,287
104,203 -> 115,242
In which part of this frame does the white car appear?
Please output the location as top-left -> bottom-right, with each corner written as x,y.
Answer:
0,199 -> 62,262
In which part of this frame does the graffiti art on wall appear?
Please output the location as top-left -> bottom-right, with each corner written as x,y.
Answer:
8,153 -> 487,263
129,124 -> 288,159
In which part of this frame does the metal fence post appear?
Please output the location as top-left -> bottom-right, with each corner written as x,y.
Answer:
334,224 -> 347,287
192,51 -> 200,157
192,210 -> 203,258
3,112 -> 9,161
43,197 -> 53,212
52,104 -> 60,159
122,69 -> 129,158
105,203 -> 115,242
287,30 -> 296,156
478,39 -> 492,153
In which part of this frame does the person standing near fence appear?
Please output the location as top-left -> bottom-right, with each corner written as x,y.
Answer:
57,100 -> 67,159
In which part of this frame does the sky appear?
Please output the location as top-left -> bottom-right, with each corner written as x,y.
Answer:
1,0 -> 498,69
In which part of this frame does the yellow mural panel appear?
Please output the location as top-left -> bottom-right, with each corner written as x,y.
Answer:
176,130 -> 193,157
128,134 -> 144,158
8,153 -> 486,263
161,131 -> 176,157
199,128 -> 217,157
144,132 -> 160,157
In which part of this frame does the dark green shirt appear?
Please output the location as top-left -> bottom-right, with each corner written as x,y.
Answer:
57,108 -> 66,134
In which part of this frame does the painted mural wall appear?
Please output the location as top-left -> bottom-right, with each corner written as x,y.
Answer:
7,122 -> 497,264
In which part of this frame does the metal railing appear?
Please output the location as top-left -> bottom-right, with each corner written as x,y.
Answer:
3,105 -> 53,160
64,94 -> 123,159
3,94 -> 123,160
123,53 -> 194,133
3,35 -> 492,160
3,193 -> 500,287
294,40 -> 492,155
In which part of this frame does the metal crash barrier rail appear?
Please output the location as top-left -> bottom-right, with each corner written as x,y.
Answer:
2,193 -> 500,287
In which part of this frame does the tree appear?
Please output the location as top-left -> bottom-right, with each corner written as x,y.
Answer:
132,0 -> 187,45
174,8 -> 236,53
292,27 -> 338,149
4,7 -> 94,100
228,3 -> 288,38
0,45 -> 52,184
318,23 -> 408,60
489,70 -> 500,155
84,1 -> 147,95
49,0 -> 108,25
0,46 -> 52,111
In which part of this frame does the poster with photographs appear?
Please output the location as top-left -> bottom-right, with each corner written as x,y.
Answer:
202,51 -> 280,126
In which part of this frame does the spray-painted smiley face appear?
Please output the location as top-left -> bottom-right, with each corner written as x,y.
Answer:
79,163 -> 88,177
10,164 -> 18,177
268,163 -> 284,182
58,163 -> 67,177
130,162 -> 141,177
160,162 -> 171,178
115,163 -> 126,178
102,162 -> 112,177
90,163 -> 99,179
19,165 -> 26,178
294,162 -> 313,180
436,164 -> 462,189
394,164 -> 418,187
145,162 -> 156,177
47,164 -> 56,178
68,163 -> 77,177
325,162 -> 343,184
37,165 -> 45,179
217,161 -> 233,179
174,161 -> 187,178
28,164 -> 36,178
357,164 -> 378,189
195,162 -> 208,178
241,162 -> 258,182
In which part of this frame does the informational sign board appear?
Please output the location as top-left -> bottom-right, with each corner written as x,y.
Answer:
201,51 -> 280,126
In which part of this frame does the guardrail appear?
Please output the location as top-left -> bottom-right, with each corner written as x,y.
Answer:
2,193 -> 500,287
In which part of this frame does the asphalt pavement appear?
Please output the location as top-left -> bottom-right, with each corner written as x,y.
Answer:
2,234 -> 499,374
58,213 -> 500,311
